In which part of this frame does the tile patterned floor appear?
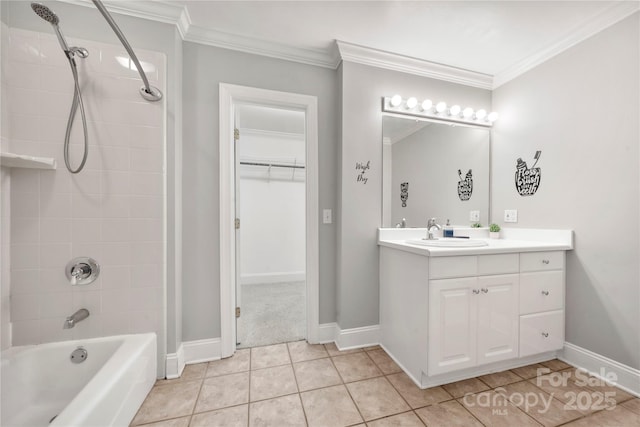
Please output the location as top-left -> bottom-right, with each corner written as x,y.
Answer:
132,342 -> 640,427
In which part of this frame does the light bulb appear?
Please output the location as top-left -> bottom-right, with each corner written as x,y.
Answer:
449,105 -> 461,116
462,107 -> 474,119
406,97 -> 418,109
390,95 -> 402,107
421,99 -> 432,111
475,109 -> 487,120
488,112 -> 499,122
436,102 -> 447,113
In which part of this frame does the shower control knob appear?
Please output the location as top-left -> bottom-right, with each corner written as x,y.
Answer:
66,257 -> 100,286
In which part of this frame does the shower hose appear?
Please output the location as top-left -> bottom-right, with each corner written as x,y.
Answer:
63,53 -> 89,174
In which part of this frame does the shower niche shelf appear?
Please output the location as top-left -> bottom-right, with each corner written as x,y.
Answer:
0,152 -> 57,170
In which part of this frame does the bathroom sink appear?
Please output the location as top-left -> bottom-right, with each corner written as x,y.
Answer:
406,238 -> 489,247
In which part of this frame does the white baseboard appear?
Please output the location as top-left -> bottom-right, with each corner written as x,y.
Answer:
183,338 -> 222,364
165,344 -> 185,380
317,322 -> 338,343
561,341 -> 640,397
240,272 -> 305,285
335,324 -> 381,350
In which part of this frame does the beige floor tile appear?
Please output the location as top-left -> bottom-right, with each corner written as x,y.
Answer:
367,349 -> 402,375
249,394 -> 306,427
206,349 -> 250,377
250,364 -> 298,402
415,400 -> 482,427
479,370 -> 524,388
194,372 -> 250,413
324,342 -> 364,356
363,345 -> 382,351
540,359 -> 573,371
131,380 -> 201,425
498,380 -> 583,427
442,377 -> 490,399
366,411 -> 423,426
562,405 -> 640,426
529,372 -> 602,413
346,377 -> 410,421
386,372 -> 452,409
133,416 -> 191,427
300,384 -> 363,427
511,363 -> 549,380
287,340 -> 329,363
250,343 -> 291,370
293,357 -> 342,392
574,371 -> 636,405
333,352 -> 383,383
156,363 -> 207,386
190,405 -> 248,427
621,398 -> 640,415
459,390 -> 542,427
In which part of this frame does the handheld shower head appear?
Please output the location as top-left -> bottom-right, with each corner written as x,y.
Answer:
31,2 -> 70,53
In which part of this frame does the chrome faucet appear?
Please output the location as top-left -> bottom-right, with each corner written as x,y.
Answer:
395,218 -> 407,228
63,308 -> 90,329
426,218 -> 442,240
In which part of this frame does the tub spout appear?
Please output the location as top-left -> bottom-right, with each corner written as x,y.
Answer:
63,308 -> 90,329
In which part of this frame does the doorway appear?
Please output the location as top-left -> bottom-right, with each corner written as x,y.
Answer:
235,104 -> 307,348
219,84 -> 319,358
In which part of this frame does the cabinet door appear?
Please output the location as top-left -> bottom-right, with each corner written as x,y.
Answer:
428,277 -> 477,375
476,274 -> 520,365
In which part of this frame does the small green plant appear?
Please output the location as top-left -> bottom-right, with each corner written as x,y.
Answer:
489,223 -> 501,232
471,222 -> 482,228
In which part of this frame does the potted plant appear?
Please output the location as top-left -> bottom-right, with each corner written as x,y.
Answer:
471,222 -> 482,228
489,223 -> 501,239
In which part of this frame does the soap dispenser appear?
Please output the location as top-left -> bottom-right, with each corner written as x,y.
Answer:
443,219 -> 454,237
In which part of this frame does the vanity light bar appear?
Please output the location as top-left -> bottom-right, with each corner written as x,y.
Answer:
382,96 -> 499,127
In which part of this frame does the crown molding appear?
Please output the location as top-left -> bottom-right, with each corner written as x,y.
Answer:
336,41 -> 494,90
493,1 -> 640,89
57,0 -> 185,25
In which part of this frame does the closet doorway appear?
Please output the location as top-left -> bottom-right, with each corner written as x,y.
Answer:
219,83 -> 319,358
235,104 -> 306,348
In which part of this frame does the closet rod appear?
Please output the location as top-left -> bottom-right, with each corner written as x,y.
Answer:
240,161 -> 305,169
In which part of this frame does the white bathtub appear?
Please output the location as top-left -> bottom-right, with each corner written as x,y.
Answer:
1,333 -> 156,427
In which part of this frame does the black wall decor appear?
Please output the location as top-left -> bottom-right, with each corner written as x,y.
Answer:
515,151 -> 542,196
457,169 -> 473,201
400,182 -> 409,207
356,160 -> 370,184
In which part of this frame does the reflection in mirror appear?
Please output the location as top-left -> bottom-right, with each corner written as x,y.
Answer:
382,115 -> 490,228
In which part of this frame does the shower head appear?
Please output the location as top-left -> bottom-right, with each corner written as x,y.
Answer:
31,2 -> 71,53
31,3 -> 59,25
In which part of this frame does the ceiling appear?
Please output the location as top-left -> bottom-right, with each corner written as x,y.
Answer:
68,0 -> 639,88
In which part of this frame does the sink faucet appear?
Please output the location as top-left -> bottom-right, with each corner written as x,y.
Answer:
426,218 -> 442,240
395,218 -> 407,228
63,308 -> 90,329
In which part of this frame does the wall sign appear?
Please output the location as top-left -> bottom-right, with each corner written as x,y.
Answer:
515,151 -> 542,196
400,182 -> 408,207
457,169 -> 473,201
356,161 -> 370,184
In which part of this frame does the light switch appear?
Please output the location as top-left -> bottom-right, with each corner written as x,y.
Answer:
504,209 -> 518,223
323,209 -> 332,224
469,210 -> 480,222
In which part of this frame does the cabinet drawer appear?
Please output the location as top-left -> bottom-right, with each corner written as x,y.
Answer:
430,256 -> 477,279
520,251 -> 564,272
520,310 -> 564,357
478,254 -> 519,276
520,271 -> 564,315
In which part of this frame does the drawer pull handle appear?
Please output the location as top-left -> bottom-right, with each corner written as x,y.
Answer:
542,260 -> 550,265
481,288 -> 488,293
541,290 -> 550,296
541,332 -> 549,338
472,289 -> 480,295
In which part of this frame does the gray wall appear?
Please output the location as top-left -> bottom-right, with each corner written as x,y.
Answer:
492,13 -> 639,369
181,42 -> 339,340
339,62 -> 491,329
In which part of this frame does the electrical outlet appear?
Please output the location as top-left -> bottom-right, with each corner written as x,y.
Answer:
322,209 -> 332,224
504,209 -> 518,223
469,210 -> 480,222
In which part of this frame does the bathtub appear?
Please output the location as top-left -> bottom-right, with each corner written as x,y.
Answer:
1,333 -> 156,427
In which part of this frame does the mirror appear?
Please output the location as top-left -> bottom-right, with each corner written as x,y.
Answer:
382,115 -> 490,228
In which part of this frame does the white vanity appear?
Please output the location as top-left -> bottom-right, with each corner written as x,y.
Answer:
378,227 -> 573,389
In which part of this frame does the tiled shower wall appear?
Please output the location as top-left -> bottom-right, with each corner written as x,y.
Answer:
2,28 -> 165,360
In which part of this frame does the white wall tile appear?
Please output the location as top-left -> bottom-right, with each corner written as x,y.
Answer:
9,61 -> 40,89
39,243 -> 71,268
72,314 -> 102,339
130,148 -> 163,172
39,218 -> 71,243
102,289 -> 130,313
39,91 -> 73,119
72,290 -> 101,315
11,319 -> 40,346
40,193 -> 71,218
9,31 -> 41,65
11,217 -> 39,243
11,192 -> 39,217
130,172 -> 162,195
101,313 -> 130,336
102,195 -> 130,218
130,242 -> 162,264
129,196 -> 162,218
10,293 -> 40,321
71,170 -> 101,194
101,242 -> 130,266
100,146 -> 130,171
38,116 -> 67,143
40,65 -> 73,93
100,265 -> 131,290
71,219 -> 101,244
10,169 -> 39,193
130,125 -> 162,149
8,86 -> 40,115
101,219 -> 130,242
11,244 -> 39,269
40,267 -> 71,293
130,287 -> 162,311
40,317 -> 73,343
71,193 -> 102,218
100,171 -> 130,195
38,38 -> 69,68
130,264 -> 161,288
39,292 -> 73,318
10,269 -> 40,295
129,219 -> 162,242
9,113 -> 39,141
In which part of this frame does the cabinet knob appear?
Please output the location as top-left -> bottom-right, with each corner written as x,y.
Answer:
542,259 -> 550,265
472,289 -> 480,295
481,288 -> 488,293
541,290 -> 550,296
541,332 -> 549,338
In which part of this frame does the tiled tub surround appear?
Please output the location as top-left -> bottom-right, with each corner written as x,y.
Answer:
132,341 -> 639,427
2,28 -> 165,366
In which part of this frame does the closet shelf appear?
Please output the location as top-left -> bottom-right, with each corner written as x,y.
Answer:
0,152 -> 57,170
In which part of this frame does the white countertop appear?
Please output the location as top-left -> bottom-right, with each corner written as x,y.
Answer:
378,227 -> 574,257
